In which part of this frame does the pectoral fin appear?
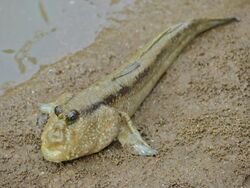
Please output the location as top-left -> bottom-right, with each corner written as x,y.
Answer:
117,111 -> 157,156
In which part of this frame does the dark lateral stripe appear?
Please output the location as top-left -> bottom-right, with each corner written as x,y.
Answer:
80,85 -> 131,115
80,67 -> 152,116
80,102 -> 103,115
134,66 -> 151,85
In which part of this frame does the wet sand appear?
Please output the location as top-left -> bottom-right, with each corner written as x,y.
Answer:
0,0 -> 249,187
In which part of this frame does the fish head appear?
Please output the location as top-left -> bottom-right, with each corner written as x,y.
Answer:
41,107 -> 89,162
41,104 -> 120,162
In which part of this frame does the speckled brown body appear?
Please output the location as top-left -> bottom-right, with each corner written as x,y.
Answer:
40,18 -> 237,162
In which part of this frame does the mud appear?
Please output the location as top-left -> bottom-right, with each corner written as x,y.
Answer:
0,0 -> 249,187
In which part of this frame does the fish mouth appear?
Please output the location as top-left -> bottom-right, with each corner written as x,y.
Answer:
41,145 -> 69,163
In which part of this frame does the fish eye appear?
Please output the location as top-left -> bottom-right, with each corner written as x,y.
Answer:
66,110 -> 79,124
54,105 -> 64,116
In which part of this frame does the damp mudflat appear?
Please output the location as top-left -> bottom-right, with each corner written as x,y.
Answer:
0,0 -> 135,95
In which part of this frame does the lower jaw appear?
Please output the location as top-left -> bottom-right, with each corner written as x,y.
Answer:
41,145 -> 67,163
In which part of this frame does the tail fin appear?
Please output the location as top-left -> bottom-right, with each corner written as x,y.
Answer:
189,17 -> 239,34
205,17 -> 239,27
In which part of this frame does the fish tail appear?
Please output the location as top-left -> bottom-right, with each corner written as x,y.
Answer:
206,17 -> 239,26
189,17 -> 239,34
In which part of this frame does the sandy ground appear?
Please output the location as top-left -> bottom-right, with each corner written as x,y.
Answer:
0,0 -> 249,187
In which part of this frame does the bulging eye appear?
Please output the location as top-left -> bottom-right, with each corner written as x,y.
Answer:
66,110 -> 79,124
54,105 -> 64,116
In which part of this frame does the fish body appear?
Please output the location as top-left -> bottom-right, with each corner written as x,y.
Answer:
39,18 -> 237,162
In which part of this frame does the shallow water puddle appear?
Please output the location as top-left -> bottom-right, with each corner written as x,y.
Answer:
0,0 -> 135,95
